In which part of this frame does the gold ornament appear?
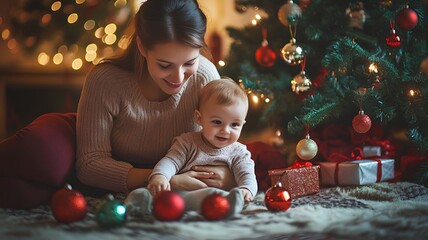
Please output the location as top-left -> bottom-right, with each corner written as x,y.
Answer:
277,0 -> 302,26
291,70 -> 312,94
296,134 -> 318,160
280,38 -> 305,65
345,1 -> 366,30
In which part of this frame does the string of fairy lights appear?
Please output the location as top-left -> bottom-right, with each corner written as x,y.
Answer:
0,0 -> 132,70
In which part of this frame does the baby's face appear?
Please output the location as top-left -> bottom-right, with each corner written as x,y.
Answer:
198,97 -> 247,149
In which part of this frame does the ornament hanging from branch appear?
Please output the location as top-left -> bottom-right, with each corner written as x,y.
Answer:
280,22 -> 305,65
345,1 -> 366,30
385,20 -> 401,48
352,89 -> 372,134
291,56 -> 312,94
277,0 -> 302,27
396,4 -> 419,31
295,123 -> 318,161
255,28 -> 277,67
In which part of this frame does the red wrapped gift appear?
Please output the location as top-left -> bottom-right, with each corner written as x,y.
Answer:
268,162 -> 320,199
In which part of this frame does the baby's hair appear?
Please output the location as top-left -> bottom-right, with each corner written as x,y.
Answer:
198,77 -> 248,111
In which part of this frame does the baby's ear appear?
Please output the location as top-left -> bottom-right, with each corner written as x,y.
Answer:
194,110 -> 202,125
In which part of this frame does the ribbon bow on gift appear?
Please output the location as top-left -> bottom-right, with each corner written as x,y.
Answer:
287,160 -> 313,169
327,147 -> 383,185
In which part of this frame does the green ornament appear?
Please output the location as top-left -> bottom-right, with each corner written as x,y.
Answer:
96,194 -> 127,228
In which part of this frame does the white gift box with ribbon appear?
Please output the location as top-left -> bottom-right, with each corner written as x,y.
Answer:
319,159 -> 395,186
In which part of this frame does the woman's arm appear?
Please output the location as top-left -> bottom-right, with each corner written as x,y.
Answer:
126,168 -> 153,190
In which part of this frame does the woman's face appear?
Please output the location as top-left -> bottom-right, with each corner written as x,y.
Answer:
140,40 -> 200,97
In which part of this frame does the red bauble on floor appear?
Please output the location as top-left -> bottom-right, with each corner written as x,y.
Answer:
264,182 -> 292,212
152,191 -> 185,221
51,184 -> 87,223
201,193 -> 230,221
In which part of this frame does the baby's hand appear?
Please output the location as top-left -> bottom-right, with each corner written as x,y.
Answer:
148,175 -> 170,196
240,188 -> 253,202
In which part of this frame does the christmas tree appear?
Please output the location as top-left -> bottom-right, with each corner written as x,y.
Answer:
220,0 -> 428,184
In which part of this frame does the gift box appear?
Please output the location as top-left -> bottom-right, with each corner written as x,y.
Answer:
319,159 -> 395,186
268,165 -> 320,198
362,146 -> 382,157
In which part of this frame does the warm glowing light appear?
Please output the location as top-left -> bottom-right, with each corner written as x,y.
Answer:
85,51 -> 97,62
68,13 -> 78,24
104,23 -> 117,34
251,94 -> 259,104
86,43 -> 97,53
409,89 -> 415,97
255,14 -> 261,20
369,63 -> 378,73
105,34 -> 117,45
7,38 -> 17,50
265,98 -> 270,103
38,52 -> 50,65
118,35 -> 130,49
218,60 -> 225,67
276,130 -> 281,137
2,29 -> 10,40
251,19 -> 257,26
53,53 -> 63,64
41,14 -> 52,25
84,20 -> 96,30
72,58 -> 83,70
76,0 -> 86,4
114,0 -> 127,8
95,27 -> 104,38
51,1 -> 62,11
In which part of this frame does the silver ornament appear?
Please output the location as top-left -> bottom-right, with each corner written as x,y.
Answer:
280,38 -> 305,65
296,134 -> 318,160
291,70 -> 312,94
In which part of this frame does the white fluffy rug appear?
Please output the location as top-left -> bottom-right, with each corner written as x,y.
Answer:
1,182 -> 428,240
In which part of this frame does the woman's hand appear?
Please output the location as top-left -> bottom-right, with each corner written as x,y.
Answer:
192,165 -> 237,191
170,171 -> 213,191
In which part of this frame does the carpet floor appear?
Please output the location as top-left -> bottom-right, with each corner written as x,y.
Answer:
1,181 -> 428,240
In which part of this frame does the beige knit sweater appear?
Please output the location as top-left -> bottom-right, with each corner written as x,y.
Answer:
76,56 -> 220,192
150,132 -> 258,197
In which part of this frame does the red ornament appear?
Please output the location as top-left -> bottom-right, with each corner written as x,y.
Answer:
352,110 -> 372,133
264,182 -> 292,212
51,184 -> 87,223
396,6 -> 418,31
386,30 -> 400,48
152,191 -> 185,221
201,193 -> 230,221
256,45 -> 277,67
255,28 -> 277,67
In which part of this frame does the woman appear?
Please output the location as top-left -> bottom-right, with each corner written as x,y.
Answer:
0,0 -> 236,209
76,0 -> 236,193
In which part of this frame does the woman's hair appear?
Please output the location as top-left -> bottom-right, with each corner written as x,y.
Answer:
198,77 -> 249,111
104,0 -> 211,75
